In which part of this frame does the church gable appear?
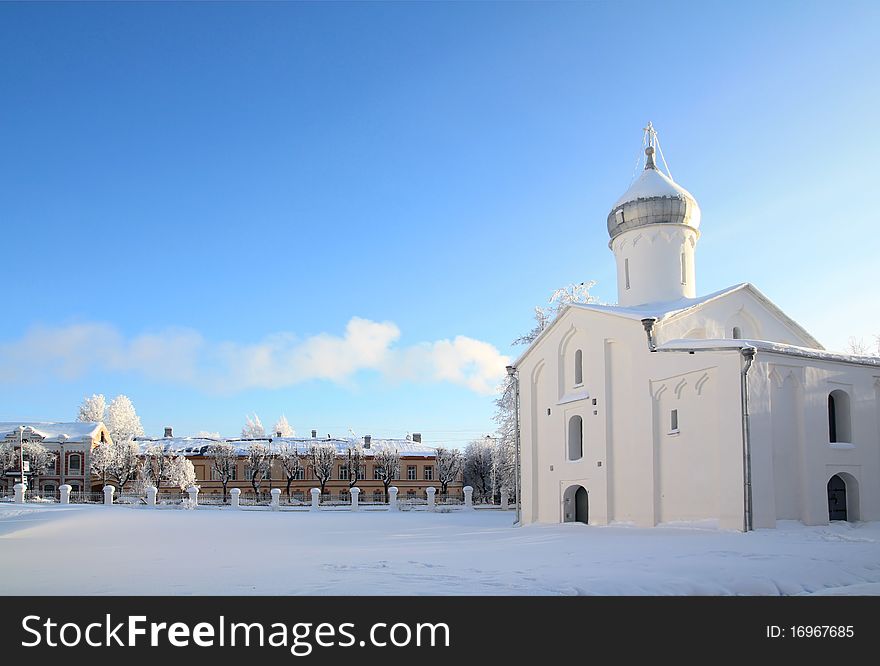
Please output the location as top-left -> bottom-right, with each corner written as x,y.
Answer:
656,283 -> 821,349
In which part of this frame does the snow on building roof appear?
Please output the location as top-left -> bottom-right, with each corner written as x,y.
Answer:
0,421 -> 103,443
658,338 -> 880,368
512,283 -> 823,368
135,435 -> 439,458
611,164 -> 697,210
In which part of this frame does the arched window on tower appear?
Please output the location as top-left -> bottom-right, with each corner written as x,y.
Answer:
732,327 -> 742,339
567,415 -> 583,461
680,252 -> 687,285
828,390 -> 852,443
624,258 -> 631,290
574,350 -> 583,386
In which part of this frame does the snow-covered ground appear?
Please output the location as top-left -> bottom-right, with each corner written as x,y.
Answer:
2,504 -> 879,595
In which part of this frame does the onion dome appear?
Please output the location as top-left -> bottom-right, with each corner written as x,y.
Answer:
607,144 -> 701,240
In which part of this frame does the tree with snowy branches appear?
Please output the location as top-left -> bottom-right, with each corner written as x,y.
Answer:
276,441 -> 303,499
343,443 -> 364,489
242,414 -> 265,439
372,446 -> 400,502
104,395 -> 144,447
108,440 -> 142,492
142,443 -> 174,492
167,455 -> 197,495
309,443 -> 336,495
848,335 -> 880,356
512,281 -> 599,345
207,441 -> 237,502
435,446 -> 463,496
273,415 -> 295,438
244,441 -> 271,496
22,441 -> 52,492
463,438 -> 495,503
0,441 -> 17,479
76,394 -> 106,423
89,441 -> 113,487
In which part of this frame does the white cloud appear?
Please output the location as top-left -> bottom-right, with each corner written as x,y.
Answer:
0,317 -> 509,396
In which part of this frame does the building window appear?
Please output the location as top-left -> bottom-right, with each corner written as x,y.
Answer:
357,465 -> 366,481
680,252 -> 687,285
670,409 -> 679,433
339,465 -> 349,481
294,468 -> 305,480
424,466 -> 434,481
828,390 -> 852,443
732,326 -> 742,339
407,489 -> 416,498
68,454 -> 82,474
47,455 -> 56,474
574,349 -> 583,386
212,466 -> 237,481
624,258 -> 631,290
407,465 -> 417,481
567,415 -> 583,461
373,466 -> 384,480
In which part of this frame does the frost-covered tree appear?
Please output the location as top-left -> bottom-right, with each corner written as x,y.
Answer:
167,455 -> 197,494
847,335 -> 880,356
90,442 -> 113,487
309,443 -> 336,495
512,281 -> 599,345
208,441 -> 238,502
142,443 -> 174,490
242,414 -> 265,439
104,395 -> 144,447
463,439 -> 495,503
23,441 -> 52,490
273,415 -> 295,438
436,446 -> 463,495
77,394 -> 106,423
244,441 -> 271,495
343,444 -> 364,489
372,446 -> 400,502
108,440 -> 141,492
0,441 -> 17,477
492,436 -> 516,498
276,441 -> 303,499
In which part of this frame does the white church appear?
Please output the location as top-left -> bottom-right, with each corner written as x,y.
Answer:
513,125 -> 879,531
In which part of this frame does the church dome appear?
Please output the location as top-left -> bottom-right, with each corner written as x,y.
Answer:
607,145 -> 701,240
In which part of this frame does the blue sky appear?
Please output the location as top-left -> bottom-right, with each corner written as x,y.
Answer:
1,1 -> 878,443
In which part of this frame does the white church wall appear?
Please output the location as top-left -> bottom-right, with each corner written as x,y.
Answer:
612,225 -> 698,307
657,288 -> 815,347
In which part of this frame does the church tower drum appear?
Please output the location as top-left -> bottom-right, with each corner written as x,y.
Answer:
607,124 -> 701,306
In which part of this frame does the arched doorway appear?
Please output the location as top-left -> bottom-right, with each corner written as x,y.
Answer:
563,485 -> 588,524
827,475 -> 848,521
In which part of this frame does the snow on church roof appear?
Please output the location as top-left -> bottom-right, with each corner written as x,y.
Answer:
0,421 -> 104,443
513,283 -> 823,367
658,338 -> 880,368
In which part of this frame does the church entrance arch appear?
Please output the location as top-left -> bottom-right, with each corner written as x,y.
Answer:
563,485 -> 589,524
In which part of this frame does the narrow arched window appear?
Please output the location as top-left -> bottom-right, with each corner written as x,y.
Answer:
732,326 -> 742,339
574,349 -> 583,386
680,252 -> 687,285
568,415 -> 583,461
624,258 -> 631,290
828,390 -> 852,443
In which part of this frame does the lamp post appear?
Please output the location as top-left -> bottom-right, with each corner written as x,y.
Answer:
18,425 -> 27,490
506,365 -> 521,526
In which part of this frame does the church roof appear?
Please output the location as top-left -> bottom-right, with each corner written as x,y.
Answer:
512,283 -> 823,367
606,144 -> 701,239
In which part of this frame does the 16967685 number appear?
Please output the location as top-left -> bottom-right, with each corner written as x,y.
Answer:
791,626 -> 853,638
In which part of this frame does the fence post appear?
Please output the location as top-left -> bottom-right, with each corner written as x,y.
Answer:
426,486 -> 436,511
230,487 -> 241,509
310,488 -> 321,511
146,486 -> 157,507
13,483 -> 25,504
270,488 -> 281,511
463,485 -> 474,510
103,485 -> 115,506
187,486 -> 199,507
500,488 -> 509,511
59,484 -> 71,505
350,487 -> 360,512
388,486 -> 399,512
